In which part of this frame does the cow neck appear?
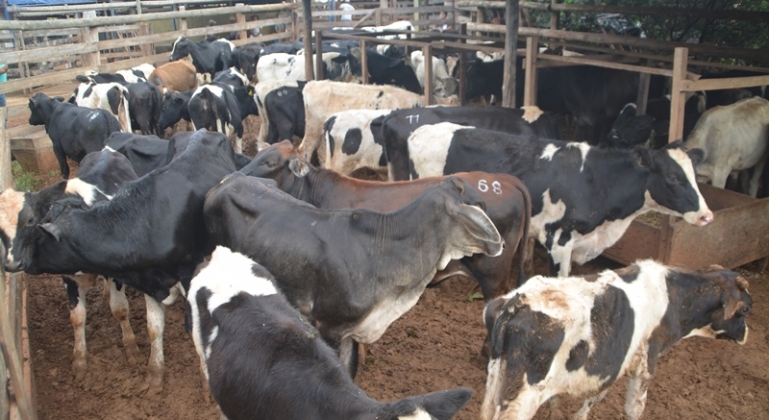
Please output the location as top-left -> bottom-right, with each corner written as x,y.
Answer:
304,166 -> 341,207
649,269 -> 719,354
41,98 -> 60,133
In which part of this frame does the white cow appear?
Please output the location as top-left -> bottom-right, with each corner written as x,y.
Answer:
256,52 -> 357,83
684,96 -> 769,197
70,81 -> 132,133
323,109 -> 392,179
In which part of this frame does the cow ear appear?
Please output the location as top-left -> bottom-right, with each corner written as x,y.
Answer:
288,158 -> 310,177
722,291 -> 745,320
633,146 -> 655,169
39,223 -> 62,242
53,96 -> 65,103
75,74 -> 90,83
173,96 -> 184,106
687,148 -> 704,167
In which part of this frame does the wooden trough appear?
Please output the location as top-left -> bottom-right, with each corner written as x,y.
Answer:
603,183 -> 769,269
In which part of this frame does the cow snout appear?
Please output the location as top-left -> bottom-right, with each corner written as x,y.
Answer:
4,259 -> 23,273
696,210 -> 714,227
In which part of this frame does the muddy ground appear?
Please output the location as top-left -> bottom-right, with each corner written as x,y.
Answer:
11,109 -> 769,420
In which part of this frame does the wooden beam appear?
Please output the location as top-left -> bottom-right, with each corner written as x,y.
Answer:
353,9 -> 378,29
501,0 -> 519,108
315,31 -> 324,81
523,36 -> 538,107
458,23 -> 467,105
636,68 -> 651,115
682,75 -> 769,93
669,47 -> 688,143
537,54 -> 674,76
550,0 -> 560,30
302,0 -> 314,81
360,39 -> 369,84
236,9 -> 248,42
423,45 -> 434,105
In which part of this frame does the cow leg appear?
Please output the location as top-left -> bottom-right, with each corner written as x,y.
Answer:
338,337 -> 359,379
624,375 -> 651,420
748,158 -> 766,197
492,388 -> 543,420
106,279 -> 141,365
53,145 -> 70,179
145,294 -> 166,393
546,229 -> 574,277
64,276 -> 88,381
573,390 -> 608,420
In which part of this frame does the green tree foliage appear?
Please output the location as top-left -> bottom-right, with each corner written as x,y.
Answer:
526,0 -> 768,51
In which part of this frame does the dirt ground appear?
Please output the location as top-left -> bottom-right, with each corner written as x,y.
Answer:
11,100 -> 769,420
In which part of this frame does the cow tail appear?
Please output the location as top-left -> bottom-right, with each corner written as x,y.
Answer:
516,182 -> 532,288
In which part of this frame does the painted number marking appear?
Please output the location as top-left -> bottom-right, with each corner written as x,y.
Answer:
406,114 -> 419,124
478,179 -> 502,195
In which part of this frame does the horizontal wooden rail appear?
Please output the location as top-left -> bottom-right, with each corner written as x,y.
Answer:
8,0 -> 240,13
458,1 -> 769,23
538,54 -> 673,76
0,43 -> 98,66
0,3 -> 295,31
468,23 -> 769,63
682,75 -> 769,92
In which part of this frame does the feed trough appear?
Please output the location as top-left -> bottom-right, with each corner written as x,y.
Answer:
603,183 -> 769,269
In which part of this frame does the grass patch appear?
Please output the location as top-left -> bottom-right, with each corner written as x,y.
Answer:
11,161 -> 36,191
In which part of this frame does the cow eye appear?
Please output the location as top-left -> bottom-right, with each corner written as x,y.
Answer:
263,160 -> 276,168
26,216 -> 35,226
668,174 -> 681,184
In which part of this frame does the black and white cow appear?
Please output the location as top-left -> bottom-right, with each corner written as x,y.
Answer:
352,47 -> 422,94
255,51 -> 358,83
187,246 -> 473,420
230,42 -> 265,82
158,89 -> 194,134
260,41 -> 304,55
0,149 -> 140,381
254,79 -> 305,145
169,36 -> 234,82
104,132 -> 169,177
212,66 -> 249,89
29,93 -> 123,179
406,124 -> 713,276
603,103 -> 656,149
481,261 -> 751,420
70,77 -> 132,133
187,82 -> 258,153
323,109 -> 392,179
378,106 -> 559,181
83,63 -> 154,85
203,172 -> 503,376
4,130 -> 240,392
127,82 -> 163,135
166,131 -> 252,170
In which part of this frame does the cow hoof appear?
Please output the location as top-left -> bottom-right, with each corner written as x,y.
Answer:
147,371 -> 164,395
72,358 -> 87,381
124,344 -> 142,365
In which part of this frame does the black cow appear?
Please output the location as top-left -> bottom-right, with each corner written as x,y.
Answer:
212,67 -> 249,89
188,246 -> 473,420
203,172 -> 503,376
28,92 -> 122,179
127,82 -> 163,135
104,132 -> 169,177
5,130 -> 240,392
406,124 -> 714,277
158,90 -> 194,134
378,106 -> 559,181
263,84 -> 305,144
166,131 -> 251,169
187,82 -> 257,153
603,103 -> 656,149
230,42 -> 265,81
348,47 -> 422,93
169,36 -> 233,80
645,93 -> 706,149
260,41 -> 304,55
464,58 -> 504,102
0,149 -> 140,381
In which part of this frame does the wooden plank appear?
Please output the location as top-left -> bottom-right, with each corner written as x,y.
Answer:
669,47 -> 688,143
636,68 -> 651,115
0,108 -> 10,190
682,75 -> 769,93
501,0 -> 518,108
236,12 -> 248,42
458,23 -> 467,105
315,31 -> 324,81
468,23 -> 769,63
0,67 -> 97,95
8,0 -> 235,13
0,270 -> 36,420
550,0 -> 560,30
523,36 -> 537,106
353,9 -> 378,29
361,39 -> 369,84
423,45 -> 433,105
0,43 -> 98,66
302,0 -> 314,81
601,220 -> 661,268
538,54 -> 674,76
0,4 -> 297,31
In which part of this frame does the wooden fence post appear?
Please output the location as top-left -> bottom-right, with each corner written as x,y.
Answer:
291,11 -> 298,42
636,67 -> 651,115
376,8 -> 382,26
78,26 -> 100,69
236,6 -> 248,41
302,0 -> 314,81
178,6 -> 188,32
360,39 -> 369,84
669,47 -> 688,143
315,31 -> 324,81
502,0 -> 519,108
550,0 -> 560,30
139,23 -> 153,57
458,22 -> 467,105
423,45 -> 433,105
523,36 -> 538,106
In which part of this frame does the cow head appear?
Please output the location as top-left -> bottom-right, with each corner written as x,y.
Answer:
0,182 -> 68,272
170,36 -> 191,62
433,177 -> 503,265
28,92 -> 61,127
376,387 -> 472,420
638,141 -> 712,226
670,265 -> 751,345
240,141 -> 306,191
158,91 -> 191,133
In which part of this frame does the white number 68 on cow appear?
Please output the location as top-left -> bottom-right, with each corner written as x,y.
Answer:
478,179 -> 502,195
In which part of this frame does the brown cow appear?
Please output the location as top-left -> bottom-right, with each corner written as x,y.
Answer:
242,140 -> 531,301
148,60 -> 197,93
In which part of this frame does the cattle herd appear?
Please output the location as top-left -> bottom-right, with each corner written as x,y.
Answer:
0,21 -> 766,420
